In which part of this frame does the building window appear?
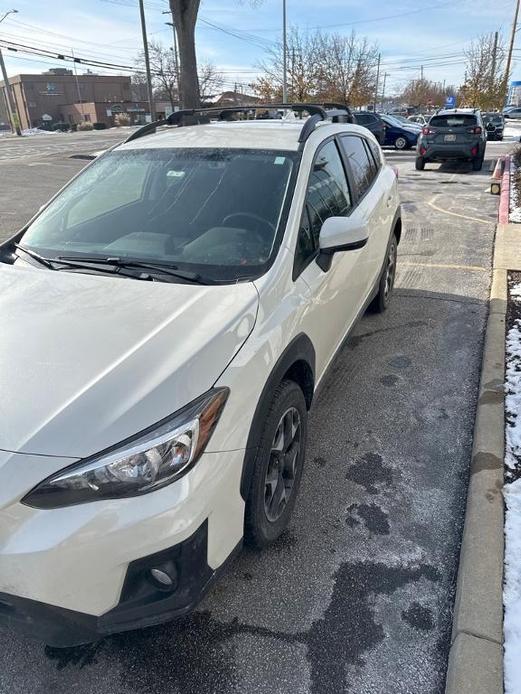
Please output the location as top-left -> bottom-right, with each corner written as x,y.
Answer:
84,114 -> 91,122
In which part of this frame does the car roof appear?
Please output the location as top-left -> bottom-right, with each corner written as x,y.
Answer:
434,108 -> 479,116
115,119 -> 372,153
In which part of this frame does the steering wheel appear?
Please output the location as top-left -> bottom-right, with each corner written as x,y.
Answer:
222,212 -> 276,239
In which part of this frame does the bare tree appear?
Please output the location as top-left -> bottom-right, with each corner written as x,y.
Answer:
460,32 -> 506,109
135,40 -> 179,110
251,29 -> 378,106
400,78 -> 455,110
169,0 -> 264,109
198,62 -> 224,100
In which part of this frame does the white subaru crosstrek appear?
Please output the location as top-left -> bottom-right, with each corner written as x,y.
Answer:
0,104 -> 400,646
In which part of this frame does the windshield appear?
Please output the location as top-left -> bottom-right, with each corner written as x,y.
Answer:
21,147 -> 297,282
382,115 -> 410,128
429,114 -> 477,128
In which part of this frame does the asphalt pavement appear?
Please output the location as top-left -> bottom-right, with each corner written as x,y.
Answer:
0,129 -> 512,694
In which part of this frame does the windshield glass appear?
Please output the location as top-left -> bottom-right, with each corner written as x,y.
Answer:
21,147 -> 297,282
430,114 -> 477,128
382,115 -> 409,128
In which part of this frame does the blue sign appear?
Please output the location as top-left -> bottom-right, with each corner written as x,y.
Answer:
445,96 -> 456,108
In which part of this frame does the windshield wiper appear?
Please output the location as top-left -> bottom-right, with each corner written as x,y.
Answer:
14,243 -> 57,269
56,255 -> 216,284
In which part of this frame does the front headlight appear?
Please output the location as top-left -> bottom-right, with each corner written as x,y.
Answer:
22,388 -> 229,510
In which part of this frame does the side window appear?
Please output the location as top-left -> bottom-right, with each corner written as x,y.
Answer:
362,139 -> 378,178
366,138 -> 382,171
340,135 -> 376,198
294,140 -> 351,276
356,114 -> 369,124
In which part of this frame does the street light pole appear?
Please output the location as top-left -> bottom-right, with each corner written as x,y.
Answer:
0,8 -> 21,135
164,20 -> 181,108
138,0 -> 156,122
282,0 -> 287,103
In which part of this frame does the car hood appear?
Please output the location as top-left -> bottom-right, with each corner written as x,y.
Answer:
0,265 -> 258,458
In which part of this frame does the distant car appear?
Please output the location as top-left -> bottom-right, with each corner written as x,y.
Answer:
415,108 -> 486,171
504,108 -> 521,120
380,115 -> 419,150
482,112 -> 504,141
352,111 -> 386,144
408,115 -> 428,126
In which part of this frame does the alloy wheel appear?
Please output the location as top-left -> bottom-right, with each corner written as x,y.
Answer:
384,242 -> 397,301
395,137 -> 407,149
264,407 -> 301,522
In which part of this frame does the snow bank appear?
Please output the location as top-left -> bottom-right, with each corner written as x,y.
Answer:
504,281 -> 521,693
510,162 -> 521,223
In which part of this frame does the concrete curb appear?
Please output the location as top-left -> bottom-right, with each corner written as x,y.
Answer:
444,168 -> 511,694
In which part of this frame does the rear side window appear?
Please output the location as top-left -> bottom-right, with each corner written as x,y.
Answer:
355,113 -> 376,125
339,135 -> 376,198
430,115 -> 477,128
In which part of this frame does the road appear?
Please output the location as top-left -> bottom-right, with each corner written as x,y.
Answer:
0,129 -> 511,694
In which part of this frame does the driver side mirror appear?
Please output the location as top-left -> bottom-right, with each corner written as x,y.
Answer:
317,216 -> 369,271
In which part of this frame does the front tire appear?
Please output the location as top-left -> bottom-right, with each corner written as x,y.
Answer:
244,380 -> 307,549
415,156 -> 425,170
472,156 -> 484,171
369,234 -> 398,313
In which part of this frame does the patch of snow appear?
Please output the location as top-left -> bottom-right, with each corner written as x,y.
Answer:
504,284 -> 521,693
504,122 -> 521,140
504,479 -> 521,693
21,128 -> 58,136
510,162 -> 521,223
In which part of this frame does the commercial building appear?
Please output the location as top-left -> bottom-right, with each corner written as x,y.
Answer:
0,70 -> 138,130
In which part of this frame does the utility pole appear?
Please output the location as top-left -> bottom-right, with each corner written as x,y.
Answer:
491,30 -> 499,105
373,53 -> 381,112
163,14 -> 181,108
381,72 -> 389,109
0,8 -> 21,135
71,48 -> 85,121
138,0 -> 155,121
420,65 -> 424,80
504,0 -> 521,105
282,0 -> 288,103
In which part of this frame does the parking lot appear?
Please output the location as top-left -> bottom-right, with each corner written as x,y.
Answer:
0,130 -> 511,694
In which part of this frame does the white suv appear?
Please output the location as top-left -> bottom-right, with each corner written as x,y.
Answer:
0,104 -> 401,646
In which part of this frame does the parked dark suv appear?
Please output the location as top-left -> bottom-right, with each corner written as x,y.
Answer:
353,111 -> 386,144
415,108 -> 486,171
482,112 -> 504,141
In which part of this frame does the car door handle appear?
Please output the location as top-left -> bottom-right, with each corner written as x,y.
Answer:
386,195 -> 393,207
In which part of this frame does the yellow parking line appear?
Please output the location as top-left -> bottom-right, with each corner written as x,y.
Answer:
427,195 -> 491,225
399,261 -> 488,272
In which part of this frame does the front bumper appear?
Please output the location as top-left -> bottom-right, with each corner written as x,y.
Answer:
0,520 -> 241,646
0,449 -> 245,645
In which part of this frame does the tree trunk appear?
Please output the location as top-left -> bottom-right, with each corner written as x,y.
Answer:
169,0 -> 201,109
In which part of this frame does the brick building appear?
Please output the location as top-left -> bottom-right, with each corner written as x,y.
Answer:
0,70 -> 137,130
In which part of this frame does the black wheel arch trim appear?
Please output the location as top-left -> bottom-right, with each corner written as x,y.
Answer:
240,332 -> 316,500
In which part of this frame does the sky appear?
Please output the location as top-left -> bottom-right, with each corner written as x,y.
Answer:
0,0 -> 518,96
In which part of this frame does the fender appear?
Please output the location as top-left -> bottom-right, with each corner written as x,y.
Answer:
240,333 -> 315,500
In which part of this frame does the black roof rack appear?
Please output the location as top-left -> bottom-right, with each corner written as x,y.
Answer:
124,102 -> 354,146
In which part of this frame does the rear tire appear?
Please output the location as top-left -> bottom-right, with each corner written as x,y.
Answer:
415,156 -> 425,171
472,156 -> 484,171
395,136 -> 407,150
369,234 -> 398,313
244,380 -> 307,549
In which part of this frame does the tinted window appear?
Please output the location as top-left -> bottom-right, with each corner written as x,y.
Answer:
294,140 -> 351,275
430,114 -> 477,128
340,135 -> 376,197
366,138 -> 382,170
355,113 -> 371,124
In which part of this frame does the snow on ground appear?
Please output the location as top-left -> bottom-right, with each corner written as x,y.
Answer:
510,161 -> 521,224
504,122 -> 521,140
504,280 -> 521,693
